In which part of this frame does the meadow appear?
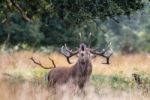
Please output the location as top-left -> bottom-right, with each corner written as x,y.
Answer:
0,51 -> 150,100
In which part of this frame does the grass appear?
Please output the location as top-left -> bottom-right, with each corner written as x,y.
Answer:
0,51 -> 150,100
3,68 -> 150,91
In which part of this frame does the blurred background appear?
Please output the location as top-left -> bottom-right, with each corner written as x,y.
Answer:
0,1 -> 150,100
0,0 -> 150,54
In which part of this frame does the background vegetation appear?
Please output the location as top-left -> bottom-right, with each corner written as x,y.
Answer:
0,1 -> 150,100
0,51 -> 150,100
0,0 -> 150,54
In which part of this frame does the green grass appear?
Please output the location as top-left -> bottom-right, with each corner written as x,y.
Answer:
3,68 -> 150,92
3,68 -> 48,85
92,74 -> 134,91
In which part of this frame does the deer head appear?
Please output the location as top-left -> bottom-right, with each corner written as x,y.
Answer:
77,43 -> 91,65
61,32 -> 113,64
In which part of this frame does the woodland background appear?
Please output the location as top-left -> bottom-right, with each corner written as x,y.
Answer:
0,0 -> 150,54
0,1 -> 150,100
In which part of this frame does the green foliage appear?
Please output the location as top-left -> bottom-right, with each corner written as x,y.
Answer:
1,0 -> 149,53
105,24 -> 141,54
4,68 -> 150,92
92,74 -> 134,90
1,13 -> 44,46
4,68 -> 48,85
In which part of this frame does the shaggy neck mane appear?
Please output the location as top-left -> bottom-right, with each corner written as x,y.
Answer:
71,58 -> 92,77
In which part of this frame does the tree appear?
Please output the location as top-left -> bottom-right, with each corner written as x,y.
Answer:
0,0 -> 144,49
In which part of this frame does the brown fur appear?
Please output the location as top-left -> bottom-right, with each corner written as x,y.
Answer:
48,44 -> 92,89
31,42 -> 112,90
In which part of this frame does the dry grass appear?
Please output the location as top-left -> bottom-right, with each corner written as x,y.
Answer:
0,51 -> 150,100
93,54 -> 150,75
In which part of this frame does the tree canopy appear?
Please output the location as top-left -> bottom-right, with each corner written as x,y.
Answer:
0,0 -> 148,53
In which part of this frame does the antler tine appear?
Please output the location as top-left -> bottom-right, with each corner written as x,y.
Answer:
79,32 -> 82,44
30,57 -> 56,69
61,44 -> 78,64
90,50 -> 112,64
49,57 -> 56,68
91,42 -> 109,54
104,52 -> 113,64
30,57 -> 46,68
64,44 -> 73,53
61,46 -> 72,64
90,42 -> 113,64
101,42 -> 111,53
88,32 -> 92,48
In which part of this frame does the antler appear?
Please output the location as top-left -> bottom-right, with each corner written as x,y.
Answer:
88,32 -> 92,48
90,43 -> 113,64
30,57 -> 56,69
79,32 -> 82,44
61,44 -> 78,64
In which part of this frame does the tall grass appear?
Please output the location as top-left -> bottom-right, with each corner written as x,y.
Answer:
0,51 -> 150,100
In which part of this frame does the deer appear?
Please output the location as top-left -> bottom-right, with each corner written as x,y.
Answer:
31,33 -> 113,91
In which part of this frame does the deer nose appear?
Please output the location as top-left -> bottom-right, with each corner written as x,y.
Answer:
81,53 -> 84,56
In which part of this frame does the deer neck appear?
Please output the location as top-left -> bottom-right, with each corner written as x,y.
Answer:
72,59 -> 92,77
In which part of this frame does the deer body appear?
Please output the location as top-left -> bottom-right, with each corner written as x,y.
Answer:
47,67 -> 72,86
48,47 -> 92,89
71,55 -> 92,88
31,33 -> 112,90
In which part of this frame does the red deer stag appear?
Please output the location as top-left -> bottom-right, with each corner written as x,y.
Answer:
31,34 -> 112,90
